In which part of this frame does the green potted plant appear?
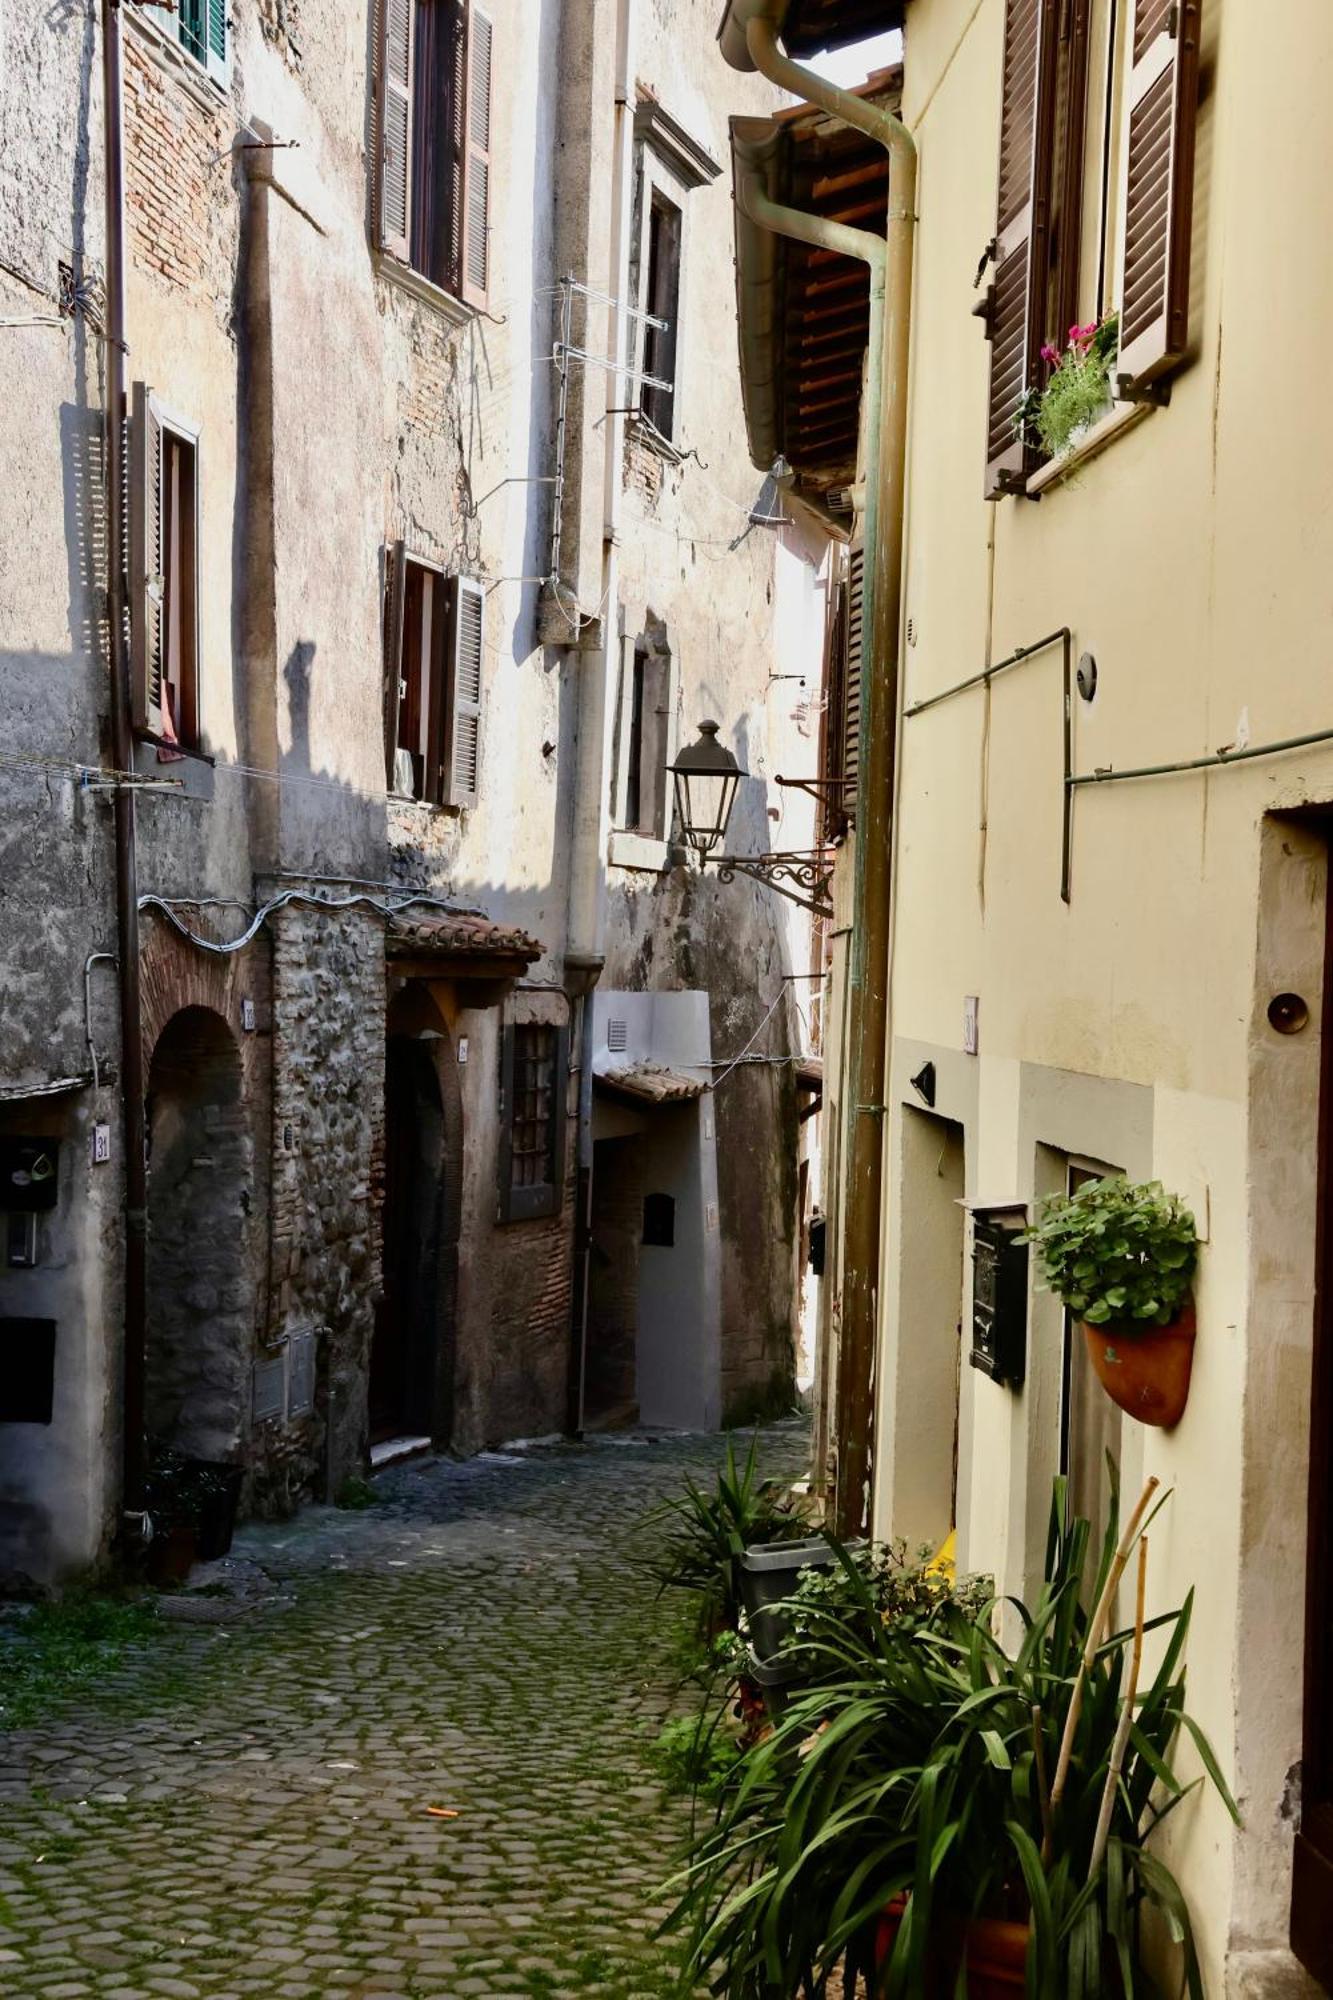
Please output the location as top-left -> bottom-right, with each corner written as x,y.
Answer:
1028,1176 -> 1199,1427
663,1472 -> 1236,1998
1014,311 -> 1119,462
143,1448 -> 242,1584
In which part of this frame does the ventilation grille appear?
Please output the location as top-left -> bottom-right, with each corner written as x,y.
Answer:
607,1019 -> 628,1053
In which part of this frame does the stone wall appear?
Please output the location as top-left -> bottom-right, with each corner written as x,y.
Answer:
267,901 -> 386,1504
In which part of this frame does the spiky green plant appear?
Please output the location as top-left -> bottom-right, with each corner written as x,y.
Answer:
662,1470 -> 1237,1998
640,1433 -> 813,1644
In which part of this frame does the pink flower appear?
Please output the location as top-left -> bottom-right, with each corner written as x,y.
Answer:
1070,321 -> 1098,345
1041,342 -> 1061,364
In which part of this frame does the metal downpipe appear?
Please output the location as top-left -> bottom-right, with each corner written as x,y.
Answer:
745,16 -> 917,1538
101,0 -> 150,1532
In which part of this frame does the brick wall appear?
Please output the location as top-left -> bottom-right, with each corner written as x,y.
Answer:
123,35 -> 225,295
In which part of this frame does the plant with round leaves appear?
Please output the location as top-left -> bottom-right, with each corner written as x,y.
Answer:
1027,1176 -> 1198,1329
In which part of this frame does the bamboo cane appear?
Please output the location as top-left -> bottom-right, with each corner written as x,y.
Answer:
1088,1533 -> 1149,1880
1032,1704 -> 1054,1854
1044,1475 -> 1159,1861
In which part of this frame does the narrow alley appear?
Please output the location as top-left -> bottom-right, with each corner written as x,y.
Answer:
0,1427 -> 804,2000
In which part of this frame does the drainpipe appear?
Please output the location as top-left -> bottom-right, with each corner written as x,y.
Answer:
744,17 -> 917,1539
565,0 -> 637,1435
101,0 -> 150,1532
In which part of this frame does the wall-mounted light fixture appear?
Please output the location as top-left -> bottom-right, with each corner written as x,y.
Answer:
667,720 -> 833,917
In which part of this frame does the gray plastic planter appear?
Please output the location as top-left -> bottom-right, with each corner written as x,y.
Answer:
739,1538 -> 839,1669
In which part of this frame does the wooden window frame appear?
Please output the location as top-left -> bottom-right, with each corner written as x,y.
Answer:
375,0 -> 492,311
130,384 -> 203,755
497,1020 -> 569,1225
138,0 -> 229,86
382,551 -> 484,809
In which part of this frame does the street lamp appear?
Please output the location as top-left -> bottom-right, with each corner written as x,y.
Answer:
668,719 -> 834,918
669,720 -> 744,859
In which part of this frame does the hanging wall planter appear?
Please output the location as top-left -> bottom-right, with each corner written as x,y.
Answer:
1028,1176 -> 1200,1431
1082,1295 -> 1196,1429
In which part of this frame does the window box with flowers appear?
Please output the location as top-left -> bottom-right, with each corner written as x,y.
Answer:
1014,312 -> 1119,465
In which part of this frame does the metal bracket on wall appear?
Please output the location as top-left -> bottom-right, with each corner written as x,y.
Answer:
713,849 -> 835,919
775,774 -> 856,812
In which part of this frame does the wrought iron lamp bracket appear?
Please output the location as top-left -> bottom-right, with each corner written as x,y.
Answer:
710,849 -> 834,918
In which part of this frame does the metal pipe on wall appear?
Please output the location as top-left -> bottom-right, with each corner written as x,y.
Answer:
101,0 -> 150,1531
565,0 -> 638,1436
744,17 -> 917,1539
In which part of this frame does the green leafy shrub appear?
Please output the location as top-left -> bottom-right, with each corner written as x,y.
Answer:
651,1714 -> 744,1801
662,1475 -> 1236,1999
641,1434 -> 814,1644
1028,1175 -> 1198,1328
1014,311 -> 1119,459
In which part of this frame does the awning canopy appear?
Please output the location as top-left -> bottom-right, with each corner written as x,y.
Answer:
718,0 -> 905,74
0,1073 -> 92,1104
730,67 -> 900,528
594,1062 -> 709,1106
386,910 -> 543,980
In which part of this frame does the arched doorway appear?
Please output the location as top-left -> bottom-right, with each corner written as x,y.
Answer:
371,1010 -> 463,1445
145,1007 -> 252,1460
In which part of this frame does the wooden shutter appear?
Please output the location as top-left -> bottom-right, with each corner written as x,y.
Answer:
461,4 -> 493,306
129,381 -> 165,736
818,573 -> 848,844
982,0 -> 1060,497
1115,0 -> 1203,392
378,0 -> 414,262
205,0 -> 228,85
842,546 -> 865,824
1053,0 -> 1093,347
382,540 -> 406,787
443,575 -> 484,808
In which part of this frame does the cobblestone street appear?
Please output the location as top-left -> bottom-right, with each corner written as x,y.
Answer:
0,1425 -> 806,2000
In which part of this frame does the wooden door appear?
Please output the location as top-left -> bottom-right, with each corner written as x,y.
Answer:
370,1037 -> 443,1442
1060,1163 -> 1122,1565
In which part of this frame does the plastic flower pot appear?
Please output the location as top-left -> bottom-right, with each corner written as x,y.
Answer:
191,1462 -> 244,1561
876,1896 -> 1030,1996
1082,1296 -> 1196,1429
145,1521 -> 199,1587
739,1538 -> 839,1667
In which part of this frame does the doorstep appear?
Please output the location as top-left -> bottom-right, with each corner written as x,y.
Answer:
369,1435 -> 433,1470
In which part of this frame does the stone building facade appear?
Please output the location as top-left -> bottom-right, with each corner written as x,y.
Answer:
0,0 -> 822,1584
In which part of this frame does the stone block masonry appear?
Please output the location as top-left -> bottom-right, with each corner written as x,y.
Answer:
267,902 -> 386,1504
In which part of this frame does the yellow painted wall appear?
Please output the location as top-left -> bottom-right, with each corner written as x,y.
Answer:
877,0 -> 1333,1986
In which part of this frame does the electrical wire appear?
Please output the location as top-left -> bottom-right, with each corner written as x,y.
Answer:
140,887 -> 488,957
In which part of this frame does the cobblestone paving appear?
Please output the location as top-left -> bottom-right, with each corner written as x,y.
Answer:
0,1425 -> 807,2000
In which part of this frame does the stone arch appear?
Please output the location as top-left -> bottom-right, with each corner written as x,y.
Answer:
145,1006 -> 253,1461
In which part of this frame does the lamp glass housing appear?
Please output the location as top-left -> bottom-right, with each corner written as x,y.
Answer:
669,720 -> 744,859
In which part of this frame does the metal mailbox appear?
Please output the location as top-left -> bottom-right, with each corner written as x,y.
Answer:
970,1206 -> 1029,1390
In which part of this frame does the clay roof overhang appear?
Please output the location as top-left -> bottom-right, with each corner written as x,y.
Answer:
593,1063 -> 709,1106
385,910 -> 543,980
718,0 -> 905,77
730,69 -> 900,525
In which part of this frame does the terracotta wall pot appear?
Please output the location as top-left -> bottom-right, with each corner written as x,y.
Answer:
1082,1297 -> 1196,1429
875,1899 -> 1029,1994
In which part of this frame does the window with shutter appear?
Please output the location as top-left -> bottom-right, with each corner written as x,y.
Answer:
818,572 -> 849,845
376,0 -> 492,309
378,0 -> 415,264
842,546 -> 865,823
982,0 -> 1060,497
383,540 -> 407,789
141,0 -> 228,84
1115,0 -> 1203,393
1052,0 -> 1093,347
443,575 -> 484,808
130,383 -> 165,739
498,1021 -> 568,1223
130,385 -> 202,753
461,5 -> 493,308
